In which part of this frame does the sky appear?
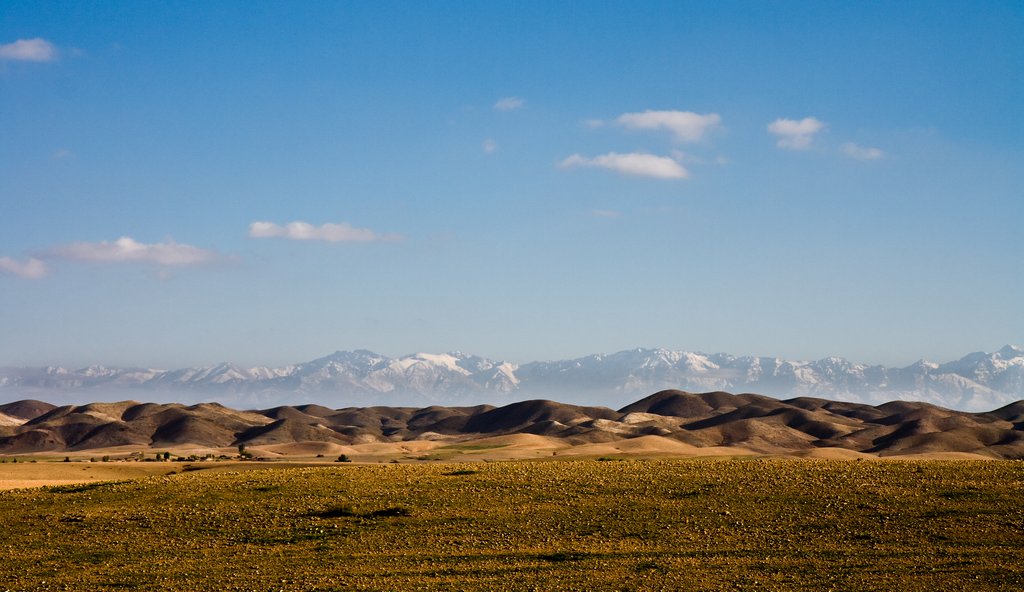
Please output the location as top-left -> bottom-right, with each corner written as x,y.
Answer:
1,1 -> 1021,370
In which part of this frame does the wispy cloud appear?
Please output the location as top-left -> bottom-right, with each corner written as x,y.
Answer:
494,96 -> 524,111
52,148 -> 74,160
616,110 -> 722,142
47,237 -> 218,266
249,221 -> 403,243
482,138 -> 497,153
0,256 -> 48,279
559,152 -> 689,179
0,38 -> 58,62
590,209 -> 622,218
767,117 -> 825,150
841,142 -> 885,160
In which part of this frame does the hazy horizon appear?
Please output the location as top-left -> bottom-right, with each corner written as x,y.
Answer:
2,2 -> 1021,370
2,343 -> 1022,372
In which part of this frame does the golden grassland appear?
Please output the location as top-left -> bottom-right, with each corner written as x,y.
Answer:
0,459 -> 1021,591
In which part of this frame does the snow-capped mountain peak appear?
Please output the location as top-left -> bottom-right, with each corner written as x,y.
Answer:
1,346 -> 1021,411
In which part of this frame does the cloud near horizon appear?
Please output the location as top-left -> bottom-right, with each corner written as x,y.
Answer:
0,38 -> 58,62
559,152 -> 689,179
47,237 -> 218,266
616,110 -> 722,142
249,221 -> 403,243
841,142 -> 885,160
0,256 -> 49,279
767,117 -> 825,149
493,96 -> 524,111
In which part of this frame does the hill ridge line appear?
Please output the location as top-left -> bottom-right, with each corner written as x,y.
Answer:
1,390 -> 1021,458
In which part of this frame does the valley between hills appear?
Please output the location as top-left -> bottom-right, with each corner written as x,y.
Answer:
2,389 -> 1022,468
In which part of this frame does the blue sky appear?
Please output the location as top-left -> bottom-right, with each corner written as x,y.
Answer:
1,1 -> 1021,369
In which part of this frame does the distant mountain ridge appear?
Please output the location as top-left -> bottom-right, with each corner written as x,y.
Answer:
1,346 -> 1022,411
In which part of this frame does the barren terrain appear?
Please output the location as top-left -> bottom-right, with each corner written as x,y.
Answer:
1,390 -> 1021,468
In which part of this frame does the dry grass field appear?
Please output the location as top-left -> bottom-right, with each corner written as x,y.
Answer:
0,458 -> 1021,591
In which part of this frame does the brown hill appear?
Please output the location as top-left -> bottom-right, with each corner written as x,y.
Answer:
236,419 -> 349,446
462,400 -> 619,434
0,391 -> 1021,458
985,401 -> 1024,423
620,390 -> 777,419
0,400 -> 56,420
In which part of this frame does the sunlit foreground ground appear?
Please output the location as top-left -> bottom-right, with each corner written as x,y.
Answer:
0,459 -> 1021,591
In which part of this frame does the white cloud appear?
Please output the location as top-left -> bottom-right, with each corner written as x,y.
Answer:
559,152 -> 689,179
52,148 -> 74,160
48,237 -> 217,266
584,119 -> 605,129
616,110 -> 722,142
0,38 -> 58,62
482,138 -> 497,153
767,117 -> 825,149
249,221 -> 402,243
0,257 -> 48,279
841,142 -> 885,160
494,96 -> 524,111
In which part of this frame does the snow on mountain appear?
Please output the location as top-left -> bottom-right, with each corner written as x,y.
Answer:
0,346 -> 1021,411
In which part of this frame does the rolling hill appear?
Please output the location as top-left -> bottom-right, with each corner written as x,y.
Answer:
1,390 -> 1021,458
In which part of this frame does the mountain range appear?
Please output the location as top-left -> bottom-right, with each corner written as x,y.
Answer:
1,390 -> 1022,458
1,345 -> 1022,412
